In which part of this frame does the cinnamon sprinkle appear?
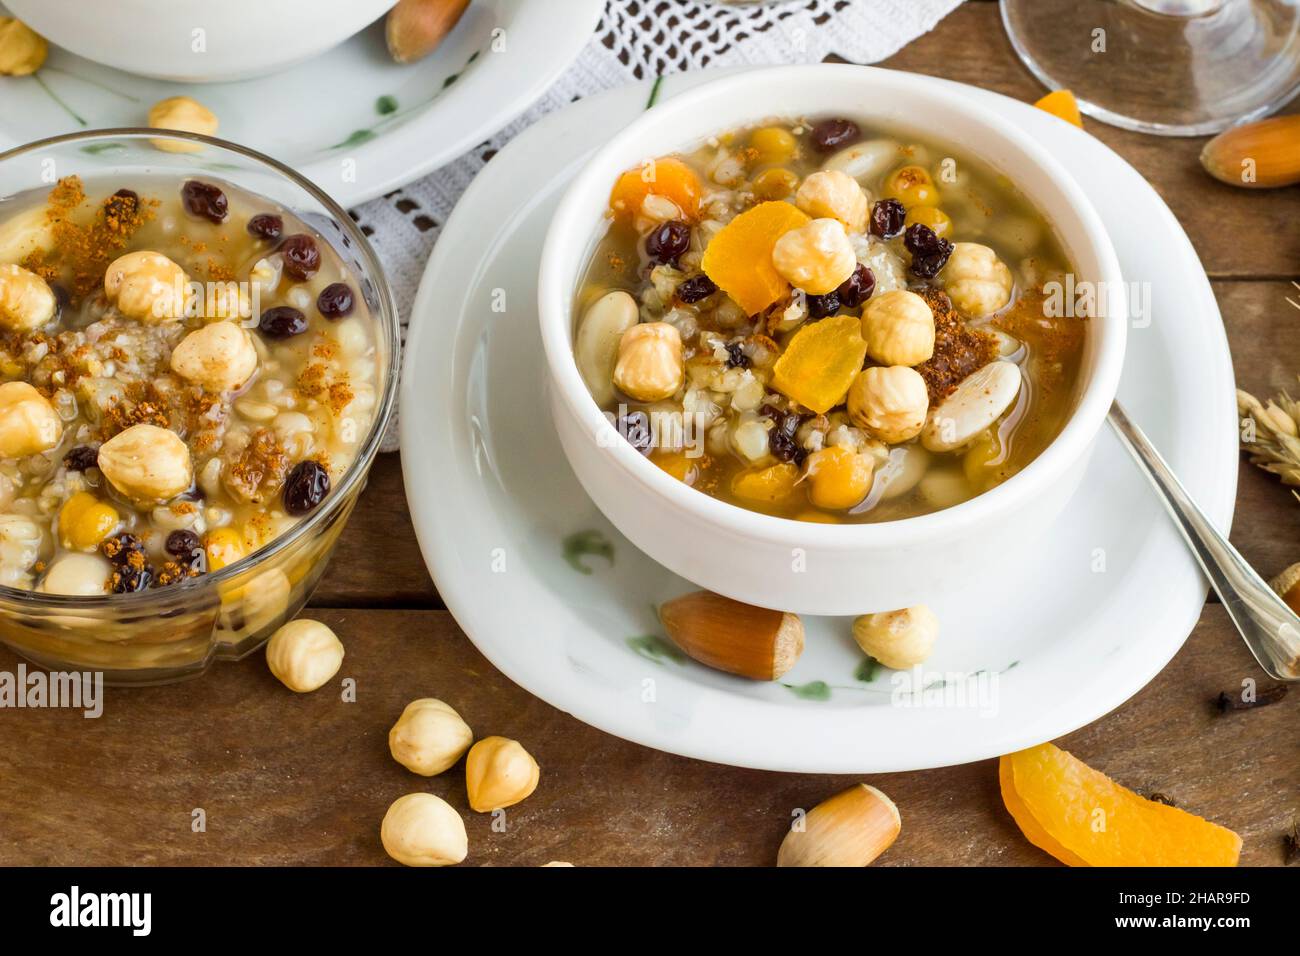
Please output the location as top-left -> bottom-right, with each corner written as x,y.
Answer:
914,288 -> 998,404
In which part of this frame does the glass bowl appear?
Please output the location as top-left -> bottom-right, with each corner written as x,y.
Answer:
0,129 -> 399,684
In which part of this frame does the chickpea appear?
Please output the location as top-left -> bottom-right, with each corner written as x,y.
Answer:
861,290 -> 935,367
170,321 -> 259,393
96,423 -> 193,505
0,263 -> 56,331
904,205 -> 952,239
0,381 -> 62,459
388,698 -> 474,777
39,553 -> 112,596
883,164 -> 939,207
104,251 -> 189,323
203,526 -> 247,571
771,218 -> 857,295
613,322 -> 683,402
852,605 -> 939,669
795,170 -> 869,233
944,242 -> 1013,318
381,793 -> 467,867
749,126 -> 798,164
847,366 -> 929,444
57,492 -> 121,552
465,736 -> 540,812
0,17 -> 47,76
803,445 -> 874,510
265,618 -> 345,693
752,167 -> 799,200
147,96 -> 219,154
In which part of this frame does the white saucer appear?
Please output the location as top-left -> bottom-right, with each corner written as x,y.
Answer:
399,71 -> 1237,773
0,0 -> 603,207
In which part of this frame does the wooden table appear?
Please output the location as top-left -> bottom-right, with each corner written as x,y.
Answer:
1,1 -> 1296,867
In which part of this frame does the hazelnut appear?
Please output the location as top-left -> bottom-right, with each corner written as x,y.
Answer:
464,735 -> 540,812
861,290 -> 935,366
852,605 -> 939,669
265,618 -> 344,693
104,251 -> 190,323
388,698 -> 474,776
847,366 -> 930,444
613,322 -> 683,402
542,861 -> 576,867
0,513 -> 42,587
803,445 -> 874,511
777,783 -> 901,867
386,0 -> 470,64
0,263 -> 56,331
170,321 -> 258,393
944,242 -> 1013,317
771,218 -> 857,295
795,170 -> 869,233
0,381 -> 62,459
0,17 -> 47,76
39,553 -> 112,596
147,96 -> 219,154
97,423 -> 193,505
380,793 -> 467,867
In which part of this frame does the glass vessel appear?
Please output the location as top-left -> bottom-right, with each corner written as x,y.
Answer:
0,130 -> 399,684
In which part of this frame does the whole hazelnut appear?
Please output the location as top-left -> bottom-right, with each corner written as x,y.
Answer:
847,366 -> 930,444
380,793 -> 467,867
0,263 -> 56,331
944,242 -> 1013,318
104,251 -> 190,323
861,290 -> 935,367
265,618 -> 344,693
0,381 -> 62,459
388,698 -> 474,776
852,605 -> 939,669
147,96 -> 219,153
464,735 -> 540,812
170,321 -> 259,393
0,17 -> 47,76
612,322 -> 683,403
771,218 -> 857,295
96,423 -> 193,505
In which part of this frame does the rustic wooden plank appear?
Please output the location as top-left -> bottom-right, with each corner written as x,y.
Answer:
0,605 -> 1290,866
878,2 -> 1300,280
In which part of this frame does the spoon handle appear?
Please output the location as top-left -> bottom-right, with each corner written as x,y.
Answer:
1108,402 -> 1300,681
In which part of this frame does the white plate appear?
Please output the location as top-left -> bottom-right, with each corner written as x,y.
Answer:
400,71 -> 1237,773
0,0 -> 603,207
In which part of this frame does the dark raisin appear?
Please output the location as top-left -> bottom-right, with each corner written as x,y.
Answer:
111,563 -> 154,594
165,529 -> 202,561
806,290 -> 841,319
764,406 -> 806,464
904,223 -> 954,279
316,282 -> 354,319
101,532 -> 144,566
181,180 -> 228,224
837,264 -> 876,308
105,188 -> 138,223
645,220 -> 691,265
247,213 -> 283,242
280,234 -> 321,281
615,411 -> 653,455
258,306 -> 308,339
724,341 -> 751,369
283,460 -> 331,516
63,445 -> 99,472
810,118 -> 861,153
676,274 -> 717,304
870,198 -> 907,239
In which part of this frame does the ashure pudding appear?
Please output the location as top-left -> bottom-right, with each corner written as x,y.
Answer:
573,117 -> 1085,523
0,174 -> 379,596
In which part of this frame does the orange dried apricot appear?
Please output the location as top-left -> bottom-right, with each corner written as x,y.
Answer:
1033,90 -> 1083,128
770,314 -> 868,414
609,157 -> 703,223
701,200 -> 810,316
652,449 -> 703,485
731,462 -> 800,504
1000,743 -> 1242,867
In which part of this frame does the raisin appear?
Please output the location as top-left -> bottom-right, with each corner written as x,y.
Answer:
645,220 -> 691,265
101,532 -> 144,566
806,290 -> 841,319
724,341 -> 751,369
870,198 -> 906,239
280,234 -> 321,281
283,460 -> 330,516
837,264 -> 876,307
111,563 -> 154,594
105,188 -> 138,223
616,411 -> 653,455
676,274 -> 717,304
165,529 -> 203,562
247,214 -> 283,241
764,406 -> 806,464
810,118 -> 860,153
904,223 -> 954,279
181,180 -> 228,224
63,445 -> 99,472
316,282 -> 354,319
258,306 -> 308,339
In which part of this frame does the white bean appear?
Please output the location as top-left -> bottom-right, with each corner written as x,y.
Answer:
922,361 -> 1021,453
822,138 -> 902,184
575,291 -> 638,407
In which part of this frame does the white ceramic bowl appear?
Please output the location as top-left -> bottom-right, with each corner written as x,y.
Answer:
6,0 -> 396,82
538,65 -> 1127,617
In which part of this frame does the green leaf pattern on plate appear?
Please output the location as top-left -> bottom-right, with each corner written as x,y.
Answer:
562,529 -> 614,575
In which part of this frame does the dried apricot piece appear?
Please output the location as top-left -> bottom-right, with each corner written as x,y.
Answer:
1002,743 -> 1242,867
731,462 -> 800,504
651,449 -> 704,485
770,314 -> 868,414
609,157 -> 703,223
1033,90 -> 1083,128
702,201 -> 811,316
998,754 -> 1088,867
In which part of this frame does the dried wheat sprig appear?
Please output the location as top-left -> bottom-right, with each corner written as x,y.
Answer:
1237,379 -> 1300,490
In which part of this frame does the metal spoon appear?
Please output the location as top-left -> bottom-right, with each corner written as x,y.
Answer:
1108,402 -> 1300,681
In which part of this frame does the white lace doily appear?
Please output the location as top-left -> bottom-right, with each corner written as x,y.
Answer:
357,0 -> 964,450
